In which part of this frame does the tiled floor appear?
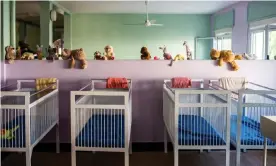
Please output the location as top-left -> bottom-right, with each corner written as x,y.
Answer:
2,151 -> 276,166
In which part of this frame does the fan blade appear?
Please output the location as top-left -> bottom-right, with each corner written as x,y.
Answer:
150,20 -> 156,24
151,24 -> 164,26
124,23 -> 145,26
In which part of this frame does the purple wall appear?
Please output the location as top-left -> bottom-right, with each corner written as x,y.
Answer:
5,60 -> 276,143
211,2 -> 249,53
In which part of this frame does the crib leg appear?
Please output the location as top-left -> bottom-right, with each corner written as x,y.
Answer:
124,151 -> 129,166
164,127 -> 168,153
56,124 -> 60,154
174,149 -> 179,166
226,148 -> 230,166
25,149 -> 32,166
71,150 -> 76,166
129,141 -> 132,155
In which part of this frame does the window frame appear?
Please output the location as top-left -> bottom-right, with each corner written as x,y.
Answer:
214,28 -> 232,51
248,17 -> 276,60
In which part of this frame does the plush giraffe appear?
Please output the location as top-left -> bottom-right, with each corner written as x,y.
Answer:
183,41 -> 192,60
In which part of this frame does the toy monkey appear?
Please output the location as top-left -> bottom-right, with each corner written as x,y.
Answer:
140,47 -> 151,60
94,51 -> 104,60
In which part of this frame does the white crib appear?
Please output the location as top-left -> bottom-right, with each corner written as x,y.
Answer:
210,79 -> 276,166
0,80 -> 60,166
70,79 -> 132,166
163,79 -> 231,166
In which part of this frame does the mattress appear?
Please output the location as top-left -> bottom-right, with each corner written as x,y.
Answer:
230,115 -> 275,146
76,115 -> 125,148
178,115 -> 226,146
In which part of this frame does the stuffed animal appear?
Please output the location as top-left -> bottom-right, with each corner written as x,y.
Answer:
103,45 -> 115,60
21,52 -> 35,60
183,41 -> 192,60
36,45 -> 43,60
16,47 -> 21,60
18,40 -> 35,55
70,48 -> 88,69
174,54 -> 185,61
210,48 -> 240,71
94,51 -> 104,60
5,46 -> 16,64
61,49 -> 72,60
154,56 -> 160,60
242,53 -> 257,60
140,47 -> 151,60
1,125 -> 19,140
46,46 -> 59,61
159,45 -> 172,60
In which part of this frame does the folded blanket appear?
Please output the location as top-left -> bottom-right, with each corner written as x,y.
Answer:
106,77 -> 128,89
172,77 -> 191,88
219,77 -> 246,91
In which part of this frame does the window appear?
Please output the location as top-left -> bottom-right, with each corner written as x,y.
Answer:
249,29 -> 265,60
268,27 -> 276,59
249,17 -> 276,60
215,28 -> 232,51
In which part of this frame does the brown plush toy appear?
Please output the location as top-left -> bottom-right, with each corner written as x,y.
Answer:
5,46 -> 16,64
70,48 -> 88,69
140,47 -> 151,60
210,48 -> 240,71
61,49 -> 72,60
94,51 -> 104,60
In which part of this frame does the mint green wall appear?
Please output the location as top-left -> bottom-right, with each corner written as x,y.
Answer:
1,1 -> 11,59
71,14 -> 211,59
214,10 -> 234,30
248,1 -> 276,22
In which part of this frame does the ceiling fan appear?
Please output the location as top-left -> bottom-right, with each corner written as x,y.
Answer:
125,0 -> 163,27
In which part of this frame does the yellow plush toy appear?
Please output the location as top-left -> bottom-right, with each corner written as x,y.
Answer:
210,48 -> 241,71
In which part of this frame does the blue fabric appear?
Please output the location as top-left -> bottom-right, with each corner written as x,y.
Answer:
178,115 -> 226,145
231,115 -> 275,145
76,115 -> 125,148
1,116 -> 27,148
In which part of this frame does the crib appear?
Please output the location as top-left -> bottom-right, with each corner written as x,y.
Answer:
0,79 -> 60,166
70,79 -> 132,166
163,79 -> 231,166
209,79 -> 276,166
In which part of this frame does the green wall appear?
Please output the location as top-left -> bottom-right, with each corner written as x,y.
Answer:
71,14 -> 211,59
214,10 -> 234,30
248,1 -> 276,22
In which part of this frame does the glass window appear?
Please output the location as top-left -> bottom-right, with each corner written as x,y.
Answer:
216,37 -> 231,51
250,30 -> 265,60
268,30 -> 276,59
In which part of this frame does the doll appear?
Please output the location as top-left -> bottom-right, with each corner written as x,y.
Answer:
159,45 -> 172,60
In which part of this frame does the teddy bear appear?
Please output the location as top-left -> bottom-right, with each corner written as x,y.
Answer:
140,47 -> 151,60
5,46 -> 16,64
94,51 -> 104,60
103,45 -> 115,60
21,52 -> 35,60
210,48 -> 240,71
61,49 -> 72,60
70,48 -> 88,69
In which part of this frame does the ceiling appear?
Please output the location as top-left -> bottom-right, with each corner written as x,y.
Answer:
16,1 -> 64,28
58,1 -> 240,14
15,1 -> 240,27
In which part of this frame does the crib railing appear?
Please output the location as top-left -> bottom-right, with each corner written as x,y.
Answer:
0,80 -> 59,151
71,88 -> 132,152
163,82 -> 231,149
